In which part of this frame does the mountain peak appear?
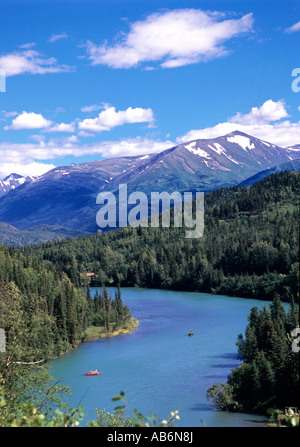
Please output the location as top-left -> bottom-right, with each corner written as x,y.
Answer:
225,130 -> 253,138
3,173 -> 24,181
0,173 -> 34,197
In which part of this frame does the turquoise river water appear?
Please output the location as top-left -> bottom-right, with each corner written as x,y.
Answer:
49,287 -> 275,427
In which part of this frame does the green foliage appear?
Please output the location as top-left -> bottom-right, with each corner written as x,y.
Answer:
91,391 -> 179,427
0,390 -> 179,427
86,285 -> 131,334
0,245 -> 132,355
206,383 -> 240,412
0,394 -> 85,427
0,247 -> 132,423
0,279 -> 70,420
267,407 -> 300,427
207,295 -> 299,414
92,408 -> 134,427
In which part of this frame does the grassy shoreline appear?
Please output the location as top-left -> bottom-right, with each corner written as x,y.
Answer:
83,317 -> 139,341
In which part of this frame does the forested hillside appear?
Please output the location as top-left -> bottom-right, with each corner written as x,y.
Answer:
0,222 -> 90,247
0,247 -> 131,358
0,170 -> 298,425
25,171 -> 299,302
0,246 -> 132,421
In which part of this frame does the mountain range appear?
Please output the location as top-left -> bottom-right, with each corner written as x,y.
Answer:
0,130 -> 299,235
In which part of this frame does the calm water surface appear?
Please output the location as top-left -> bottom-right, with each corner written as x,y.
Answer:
49,288 -> 272,427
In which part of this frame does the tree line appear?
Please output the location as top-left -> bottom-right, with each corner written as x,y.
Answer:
85,284 -> 131,333
0,244 -> 131,421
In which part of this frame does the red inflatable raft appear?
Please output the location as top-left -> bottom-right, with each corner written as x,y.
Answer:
84,370 -> 101,376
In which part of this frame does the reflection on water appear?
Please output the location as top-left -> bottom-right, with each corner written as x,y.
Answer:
209,353 -> 239,360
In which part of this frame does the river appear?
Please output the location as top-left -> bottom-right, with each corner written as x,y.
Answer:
49,287 -> 272,427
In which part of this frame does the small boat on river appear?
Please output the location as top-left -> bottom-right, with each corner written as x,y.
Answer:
84,370 -> 101,376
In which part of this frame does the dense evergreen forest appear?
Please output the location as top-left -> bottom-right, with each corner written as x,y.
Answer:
25,170 -> 299,302
207,295 -> 299,415
0,247 -> 131,358
0,245 -> 132,422
0,170 -> 298,425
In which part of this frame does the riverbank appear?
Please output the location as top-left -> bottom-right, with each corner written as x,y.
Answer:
83,317 -> 139,341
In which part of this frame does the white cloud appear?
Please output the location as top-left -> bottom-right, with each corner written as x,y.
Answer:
178,121 -> 300,148
229,99 -> 288,125
0,136 -> 173,171
0,161 -> 55,180
48,33 -> 69,43
177,100 -> 300,147
0,135 -> 169,179
81,104 -> 103,113
91,137 -> 173,158
86,9 -> 254,69
77,130 -> 95,137
5,111 -> 53,130
78,105 -> 155,132
285,21 -> 300,33
45,122 -> 76,133
0,134 -> 172,177
4,104 -> 154,135
0,48 -> 73,77
18,42 -> 36,50
1,110 -> 18,118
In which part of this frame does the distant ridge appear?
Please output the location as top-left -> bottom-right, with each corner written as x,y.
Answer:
0,221 -> 90,247
0,131 -> 299,233
240,158 -> 300,186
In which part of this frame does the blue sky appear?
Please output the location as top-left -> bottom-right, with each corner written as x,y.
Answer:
0,0 -> 299,178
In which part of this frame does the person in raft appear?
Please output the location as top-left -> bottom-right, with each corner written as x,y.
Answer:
188,330 -> 194,336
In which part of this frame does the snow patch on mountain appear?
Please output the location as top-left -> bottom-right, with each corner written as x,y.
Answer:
209,142 -> 238,165
184,142 -> 210,158
3,175 -> 27,186
224,153 -> 239,165
227,135 -> 255,151
213,143 -> 226,155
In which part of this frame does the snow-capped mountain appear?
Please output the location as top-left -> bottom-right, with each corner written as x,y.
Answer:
0,131 -> 299,233
0,173 -> 34,197
178,130 -> 299,176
